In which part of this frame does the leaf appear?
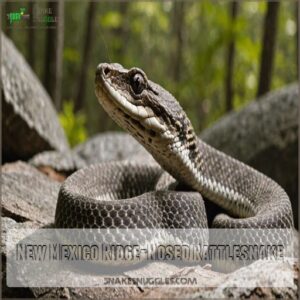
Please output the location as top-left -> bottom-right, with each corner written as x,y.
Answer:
100,11 -> 122,29
63,48 -> 80,63
59,101 -> 88,147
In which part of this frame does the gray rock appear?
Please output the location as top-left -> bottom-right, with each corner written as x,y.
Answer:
204,259 -> 297,299
2,160 -> 44,176
141,259 -> 298,299
29,133 -> 157,173
1,217 -> 40,257
201,84 -> 298,225
2,161 -> 60,224
1,218 -> 140,300
74,132 -> 155,165
1,33 -> 69,162
29,150 -> 87,172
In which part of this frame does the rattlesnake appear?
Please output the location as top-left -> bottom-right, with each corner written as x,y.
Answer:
54,63 -> 294,264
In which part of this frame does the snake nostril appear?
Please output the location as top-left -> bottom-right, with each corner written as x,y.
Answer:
96,64 -> 111,79
104,67 -> 110,76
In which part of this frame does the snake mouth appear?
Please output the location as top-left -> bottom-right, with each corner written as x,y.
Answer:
95,63 -> 167,134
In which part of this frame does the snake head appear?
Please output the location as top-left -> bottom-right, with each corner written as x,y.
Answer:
95,63 -> 197,155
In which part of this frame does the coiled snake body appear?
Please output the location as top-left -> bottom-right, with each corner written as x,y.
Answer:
55,63 -> 293,260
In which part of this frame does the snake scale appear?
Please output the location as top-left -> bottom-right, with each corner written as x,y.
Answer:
55,63 -> 294,258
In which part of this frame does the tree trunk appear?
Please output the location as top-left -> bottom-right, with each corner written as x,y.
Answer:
113,2 -> 129,62
171,1 -> 185,83
224,1 -> 238,112
28,1 -> 35,70
44,1 -> 64,111
256,1 -> 280,98
296,1 -> 299,79
99,2 -> 129,131
74,2 -> 98,112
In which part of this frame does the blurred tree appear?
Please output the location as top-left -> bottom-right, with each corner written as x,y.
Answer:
44,1 -> 64,110
4,1 -> 295,137
224,1 -> 238,112
28,1 -> 35,70
113,2 -> 129,62
75,2 -> 98,112
257,1 -> 280,97
171,1 -> 185,87
296,1 -> 299,79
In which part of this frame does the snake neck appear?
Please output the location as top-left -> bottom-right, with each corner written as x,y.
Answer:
150,132 -> 258,219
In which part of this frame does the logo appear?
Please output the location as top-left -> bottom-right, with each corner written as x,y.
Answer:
6,7 -> 58,28
7,8 -> 29,24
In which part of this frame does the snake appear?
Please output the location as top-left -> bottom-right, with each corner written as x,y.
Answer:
54,63 -> 294,263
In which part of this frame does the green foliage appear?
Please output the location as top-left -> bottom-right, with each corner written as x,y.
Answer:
63,47 -> 80,63
100,11 -> 122,28
59,101 -> 88,147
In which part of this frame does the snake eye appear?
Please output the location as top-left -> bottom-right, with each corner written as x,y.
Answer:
131,73 -> 146,95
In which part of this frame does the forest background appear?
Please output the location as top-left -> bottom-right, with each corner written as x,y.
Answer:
2,1 -> 298,146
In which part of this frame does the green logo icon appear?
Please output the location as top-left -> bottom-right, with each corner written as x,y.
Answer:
7,8 -> 27,24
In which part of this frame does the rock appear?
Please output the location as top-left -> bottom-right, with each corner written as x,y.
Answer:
203,259 -> 298,299
1,217 -> 39,299
201,84 -> 298,226
35,165 -> 68,182
1,217 -> 40,257
1,33 -> 69,162
2,160 -> 44,177
29,133 -> 157,174
125,262 -> 181,292
65,287 -> 139,300
6,283 -> 139,299
2,162 -> 60,224
1,217 -> 140,299
29,151 -> 87,173
74,132 -> 155,165
140,259 -> 298,299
